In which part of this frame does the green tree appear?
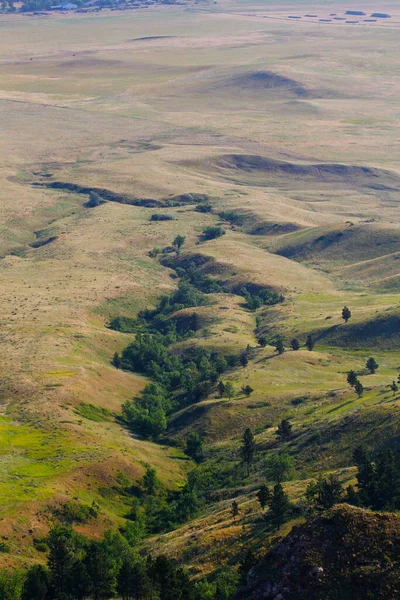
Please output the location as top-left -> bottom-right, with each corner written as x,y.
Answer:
217,380 -> 225,398
48,525 -> 80,599
347,370 -> 358,387
290,338 -> 300,351
21,565 -> 50,600
241,384 -> 254,397
256,484 -> 271,510
305,474 -> 343,512
85,542 -> 117,600
185,432 -> 204,464
240,352 -> 248,368
112,351 -> 121,369
117,555 -> 151,600
142,466 -> 160,496
305,334 -> 315,351
257,336 -> 267,347
224,381 -> 235,400
172,235 -> 185,255
276,418 -> 292,441
342,306 -> 352,323
268,483 -> 290,530
366,357 -> 379,374
275,338 -> 284,355
231,500 -> 240,518
240,428 -> 256,476
355,379 -> 364,397
390,380 -> 399,395
265,452 -> 295,483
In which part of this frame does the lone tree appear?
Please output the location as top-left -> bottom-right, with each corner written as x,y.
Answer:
256,484 -> 271,510
290,338 -> 300,351
240,428 -> 256,476
224,381 -> 235,400
305,334 -> 315,351
275,338 -> 285,355
241,384 -> 254,397
172,235 -> 185,255
231,500 -> 240,518
269,483 -> 291,530
265,451 -> 295,483
355,379 -> 364,398
257,336 -> 267,347
217,381 -> 225,398
342,306 -> 352,323
276,418 -> 292,442
240,352 -> 248,368
366,357 -> 379,374
390,381 -> 398,395
347,370 -> 358,387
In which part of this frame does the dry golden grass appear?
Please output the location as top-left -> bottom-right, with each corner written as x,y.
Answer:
0,0 -> 399,567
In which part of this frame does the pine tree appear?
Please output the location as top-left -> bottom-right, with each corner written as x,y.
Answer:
347,370 -> 358,387
354,379 -> 364,397
185,432 -> 204,464
231,500 -> 240,518
256,484 -> 271,510
142,465 -> 160,495
353,446 -> 376,508
342,306 -> 352,323
112,352 -> 121,369
390,380 -> 398,395
366,357 -> 379,374
85,543 -> 117,600
47,525 -> 80,599
305,334 -> 315,351
190,312 -> 199,332
240,352 -> 248,368
276,418 -> 292,442
305,474 -> 343,512
257,336 -> 267,347
21,565 -> 50,600
269,483 -> 290,530
240,428 -> 256,476
117,555 -> 151,600
241,384 -> 254,397
217,381 -> 225,398
275,338 -> 285,355
290,338 -> 300,351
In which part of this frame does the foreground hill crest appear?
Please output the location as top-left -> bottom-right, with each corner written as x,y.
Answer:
235,504 -> 400,600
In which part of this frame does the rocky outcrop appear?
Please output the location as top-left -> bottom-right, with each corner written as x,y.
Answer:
234,504 -> 400,600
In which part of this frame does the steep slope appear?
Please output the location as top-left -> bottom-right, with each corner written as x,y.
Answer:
234,504 -> 400,600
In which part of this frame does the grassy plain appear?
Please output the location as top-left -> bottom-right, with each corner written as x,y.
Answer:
0,0 -> 399,572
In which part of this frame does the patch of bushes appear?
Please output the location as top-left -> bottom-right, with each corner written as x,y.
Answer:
195,203 -> 212,213
150,213 -> 175,221
84,191 -> 107,208
29,236 -> 58,249
108,316 -> 141,333
201,226 -> 225,240
54,500 -> 100,524
237,283 -> 283,310
218,210 -> 246,226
